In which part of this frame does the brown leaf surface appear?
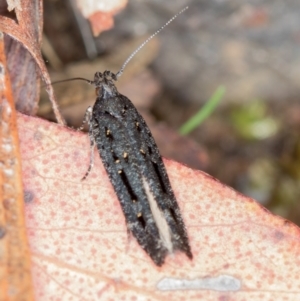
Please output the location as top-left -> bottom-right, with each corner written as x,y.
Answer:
19,113 -> 300,300
4,34 -> 40,115
0,0 -> 64,124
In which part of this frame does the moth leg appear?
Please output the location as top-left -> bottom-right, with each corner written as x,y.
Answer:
77,106 -> 92,131
81,107 -> 95,180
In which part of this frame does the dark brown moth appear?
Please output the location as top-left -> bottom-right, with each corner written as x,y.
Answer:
80,7 -> 192,266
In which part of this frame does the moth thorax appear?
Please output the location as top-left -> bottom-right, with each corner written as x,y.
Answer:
96,81 -> 119,98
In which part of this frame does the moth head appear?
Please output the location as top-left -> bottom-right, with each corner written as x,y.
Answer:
94,71 -> 118,98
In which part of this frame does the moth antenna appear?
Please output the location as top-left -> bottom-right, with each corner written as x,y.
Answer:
116,6 -> 188,79
43,77 -> 94,88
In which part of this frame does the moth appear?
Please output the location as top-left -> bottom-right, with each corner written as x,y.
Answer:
79,7 -> 192,266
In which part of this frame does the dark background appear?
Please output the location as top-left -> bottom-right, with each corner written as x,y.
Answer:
41,0 -> 300,225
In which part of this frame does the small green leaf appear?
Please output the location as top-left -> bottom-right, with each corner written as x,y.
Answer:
179,85 -> 225,136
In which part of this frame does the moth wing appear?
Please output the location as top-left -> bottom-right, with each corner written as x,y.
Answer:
122,97 -> 192,259
92,94 -> 192,265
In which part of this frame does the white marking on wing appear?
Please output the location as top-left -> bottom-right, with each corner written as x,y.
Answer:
142,176 -> 173,253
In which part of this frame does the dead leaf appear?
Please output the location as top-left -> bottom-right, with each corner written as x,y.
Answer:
19,112 -> 300,300
4,35 -> 40,115
0,33 -> 34,301
0,0 -> 64,124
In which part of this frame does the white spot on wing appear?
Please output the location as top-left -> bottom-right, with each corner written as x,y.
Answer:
142,176 -> 173,253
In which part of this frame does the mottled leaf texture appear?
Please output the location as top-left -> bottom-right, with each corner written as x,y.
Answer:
19,113 -> 300,300
87,71 -> 192,265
